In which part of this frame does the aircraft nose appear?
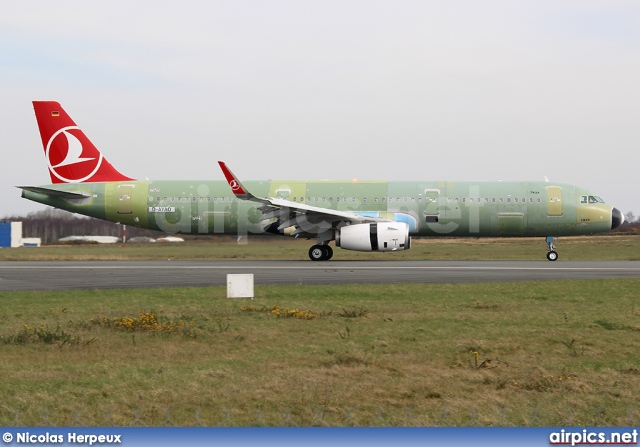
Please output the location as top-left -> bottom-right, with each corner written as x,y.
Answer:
611,207 -> 624,229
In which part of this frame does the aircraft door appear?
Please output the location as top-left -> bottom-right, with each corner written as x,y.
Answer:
117,184 -> 134,215
424,189 -> 440,223
546,186 -> 563,217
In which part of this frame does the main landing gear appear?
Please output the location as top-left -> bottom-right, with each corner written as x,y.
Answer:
546,236 -> 558,261
309,244 -> 333,261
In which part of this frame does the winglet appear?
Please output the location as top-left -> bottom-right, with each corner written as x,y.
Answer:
218,161 -> 264,203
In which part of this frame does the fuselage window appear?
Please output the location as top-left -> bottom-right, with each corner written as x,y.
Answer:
353,197 -> 356,202
178,197 -> 182,202
329,197 -> 333,202
514,198 -> 518,203
499,198 -> 503,203
148,196 -> 153,202
364,197 -> 368,202
207,197 -> 210,202
300,197 -> 304,202
374,197 -> 378,202
156,196 -> 160,202
537,198 -> 541,203
507,198 -> 511,203
382,197 -> 386,202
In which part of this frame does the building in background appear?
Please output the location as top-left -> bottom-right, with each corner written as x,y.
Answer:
0,221 -> 41,247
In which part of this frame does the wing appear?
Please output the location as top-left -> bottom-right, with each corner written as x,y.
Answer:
218,161 -> 388,237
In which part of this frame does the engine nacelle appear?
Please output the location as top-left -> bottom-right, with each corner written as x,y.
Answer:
336,222 -> 411,252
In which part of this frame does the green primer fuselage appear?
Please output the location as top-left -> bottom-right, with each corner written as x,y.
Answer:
21,179 -> 615,238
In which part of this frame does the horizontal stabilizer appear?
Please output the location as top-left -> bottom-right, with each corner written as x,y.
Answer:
17,186 -> 91,200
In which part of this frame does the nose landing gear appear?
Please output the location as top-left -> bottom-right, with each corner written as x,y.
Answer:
546,236 -> 558,261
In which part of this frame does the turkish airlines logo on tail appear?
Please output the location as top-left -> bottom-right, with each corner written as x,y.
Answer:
229,180 -> 240,191
46,126 -> 104,183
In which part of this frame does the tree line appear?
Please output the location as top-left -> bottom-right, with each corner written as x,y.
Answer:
3,209 -> 163,244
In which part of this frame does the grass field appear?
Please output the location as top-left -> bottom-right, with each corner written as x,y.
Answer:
1,234 -> 639,261
1,279 -> 639,426
1,235 -> 638,426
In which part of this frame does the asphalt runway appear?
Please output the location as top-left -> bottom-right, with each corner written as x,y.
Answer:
0,260 -> 639,291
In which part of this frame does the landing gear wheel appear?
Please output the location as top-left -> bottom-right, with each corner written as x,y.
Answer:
324,245 -> 333,261
309,245 -> 326,261
546,251 -> 558,261
309,245 -> 334,261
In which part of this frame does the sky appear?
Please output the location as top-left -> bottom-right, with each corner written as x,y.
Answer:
1,1 -> 639,217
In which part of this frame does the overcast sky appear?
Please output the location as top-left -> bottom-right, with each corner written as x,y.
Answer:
1,1 -> 639,216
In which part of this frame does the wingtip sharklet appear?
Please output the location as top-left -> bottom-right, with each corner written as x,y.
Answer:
217,161 -> 248,196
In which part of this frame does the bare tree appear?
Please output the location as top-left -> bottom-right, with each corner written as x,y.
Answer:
625,211 -> 636,224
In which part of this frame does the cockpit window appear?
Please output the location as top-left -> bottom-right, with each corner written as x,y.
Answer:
582,195 -> 605,204
589,196 -> 605,203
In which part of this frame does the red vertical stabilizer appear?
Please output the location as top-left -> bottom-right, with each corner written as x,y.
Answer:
32,101 -> 134,183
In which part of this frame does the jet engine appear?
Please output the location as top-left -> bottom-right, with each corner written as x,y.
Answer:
336,222 -> 410,252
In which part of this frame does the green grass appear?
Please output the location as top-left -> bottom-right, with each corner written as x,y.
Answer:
1,280 -> 639,426
2,234 -> 640,261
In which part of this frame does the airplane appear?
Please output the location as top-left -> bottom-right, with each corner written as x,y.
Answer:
19,101 -> 624,261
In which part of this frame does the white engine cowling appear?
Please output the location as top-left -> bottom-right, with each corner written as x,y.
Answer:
336,222 -> 411,252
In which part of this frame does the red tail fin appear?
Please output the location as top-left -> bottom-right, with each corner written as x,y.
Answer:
32,101 -> 134,183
